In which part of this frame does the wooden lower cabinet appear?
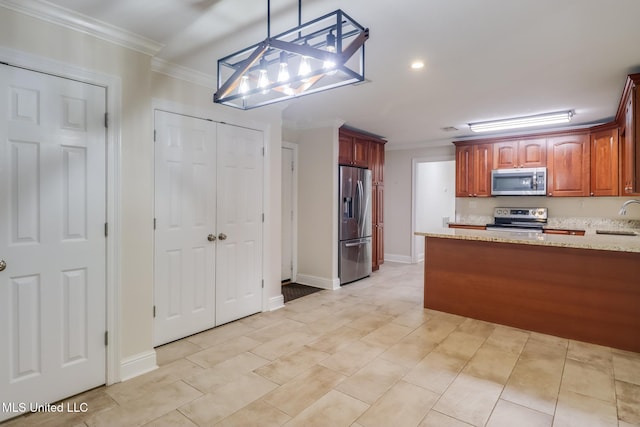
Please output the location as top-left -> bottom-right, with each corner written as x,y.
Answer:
448,224 -> 487,230
423,236 -> 640,352
543,228 -> 585,236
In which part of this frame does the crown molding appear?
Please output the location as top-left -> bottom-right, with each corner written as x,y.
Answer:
151,57 -> 216,89
0,0 -> 163,56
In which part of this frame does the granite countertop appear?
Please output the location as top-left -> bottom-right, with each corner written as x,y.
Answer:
415,227 -> 640,253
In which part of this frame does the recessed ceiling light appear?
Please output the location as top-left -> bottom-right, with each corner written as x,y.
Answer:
411,61 -> 425,70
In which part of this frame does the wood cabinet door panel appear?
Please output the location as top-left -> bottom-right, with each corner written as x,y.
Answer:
590,129 -> 619,196
493,141 -> 518,169
519,139 -> 547,167
547,135 -> 590,196
473,144 -> 493,197
370,142 -> 385,183
339,135 -> 354,165
622,85 -> 640,195
352,138 -> 370,167
455,145 -> 474,197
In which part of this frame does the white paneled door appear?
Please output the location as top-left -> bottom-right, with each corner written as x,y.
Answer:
154,112 -> 263,345
215,124 -> 263,326
0,65 -> 107,421
281,146 -> 294,282
154,111 -> 217,345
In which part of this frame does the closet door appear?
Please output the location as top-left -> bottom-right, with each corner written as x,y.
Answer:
215,124 -> 264,325
154,111 -> 217,346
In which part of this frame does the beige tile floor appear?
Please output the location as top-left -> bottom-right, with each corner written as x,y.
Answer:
4,262 -> 640,427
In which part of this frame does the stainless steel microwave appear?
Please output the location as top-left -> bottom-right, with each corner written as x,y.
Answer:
491,167 -> 547,196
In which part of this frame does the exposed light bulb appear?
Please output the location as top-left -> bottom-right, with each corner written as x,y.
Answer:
298,55 -> 311,78
258,58 -> 270,94
238,75 -> 250,96
277,52 -> 290,83
324,32 -> 337,75
258,70 -> 269,93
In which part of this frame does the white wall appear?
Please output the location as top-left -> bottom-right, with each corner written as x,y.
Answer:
1,7 -> 283,377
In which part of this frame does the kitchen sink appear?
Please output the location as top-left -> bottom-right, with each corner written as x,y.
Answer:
595,230 -> 638,236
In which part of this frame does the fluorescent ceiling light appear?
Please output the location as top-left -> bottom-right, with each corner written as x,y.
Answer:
468,111 -> 574,133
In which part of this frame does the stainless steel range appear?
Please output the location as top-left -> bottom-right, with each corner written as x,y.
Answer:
486,207 -> 547,233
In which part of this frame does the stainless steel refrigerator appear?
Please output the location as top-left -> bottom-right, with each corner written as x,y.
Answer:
339,166 -> 372,285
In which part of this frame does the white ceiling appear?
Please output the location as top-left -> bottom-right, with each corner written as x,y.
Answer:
19,0 -> 640,147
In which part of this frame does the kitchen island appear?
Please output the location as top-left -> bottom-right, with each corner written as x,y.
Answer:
416,229 -> 640,352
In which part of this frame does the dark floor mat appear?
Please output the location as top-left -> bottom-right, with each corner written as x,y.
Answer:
282,283 -> 323,303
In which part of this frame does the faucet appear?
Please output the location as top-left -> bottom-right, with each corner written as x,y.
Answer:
618,199 -> 640,215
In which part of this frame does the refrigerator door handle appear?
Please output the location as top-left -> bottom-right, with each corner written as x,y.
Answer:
357,180 -> 364,235
344,239 -> 369,247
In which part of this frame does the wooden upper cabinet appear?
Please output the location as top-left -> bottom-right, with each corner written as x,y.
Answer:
473,143 -> 493,197
455,143 -> 492,197
352,138 -> 370,167
590,128 -> 619,196
493,141 -> 518,169
339,133 -> 369,167
620,79 -> 639,195
455,145 -> 474,197
370,141 -> 385,184
493,139 -> 546,168
519,139 -> 547,167
547,134 -> 590,197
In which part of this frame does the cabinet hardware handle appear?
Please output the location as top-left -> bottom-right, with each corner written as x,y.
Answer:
0,260 -> 5,272
207,234 -> 217,242
218,233 -> 228,241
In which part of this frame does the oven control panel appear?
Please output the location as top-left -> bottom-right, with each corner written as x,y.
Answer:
494,207 -> 547,220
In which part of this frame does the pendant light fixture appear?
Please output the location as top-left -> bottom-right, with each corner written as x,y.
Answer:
213,0 -> 369,110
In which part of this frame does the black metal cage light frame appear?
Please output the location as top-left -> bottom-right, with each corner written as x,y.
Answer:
213,2 -> 369,110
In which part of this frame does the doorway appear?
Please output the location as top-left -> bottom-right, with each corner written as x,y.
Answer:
412,159 -> 456,262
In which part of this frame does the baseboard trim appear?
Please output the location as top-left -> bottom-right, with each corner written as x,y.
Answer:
120,350 -> 158,382
384,254 -> 413,264
296,274 -> 340,290
268,294 -> 285,311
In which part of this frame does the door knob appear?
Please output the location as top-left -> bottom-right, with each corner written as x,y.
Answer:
0,260 -> 6,272
218,233 -> 227,241
207,234 -> 217,242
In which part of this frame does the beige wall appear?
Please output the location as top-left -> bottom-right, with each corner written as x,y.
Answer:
1,8 -> 283,371
384,145 -> 456,260
288,125 -> 340,287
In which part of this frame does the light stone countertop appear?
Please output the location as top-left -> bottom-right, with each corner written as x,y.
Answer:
415,227 -> 640,253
